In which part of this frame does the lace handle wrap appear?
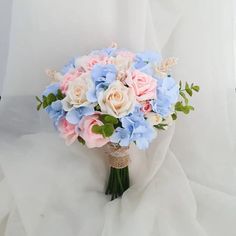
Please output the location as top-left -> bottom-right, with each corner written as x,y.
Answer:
106,143 -> 130,169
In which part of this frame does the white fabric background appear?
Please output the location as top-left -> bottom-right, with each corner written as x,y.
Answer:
0,0 -> 236,235
0,0 -> 13,94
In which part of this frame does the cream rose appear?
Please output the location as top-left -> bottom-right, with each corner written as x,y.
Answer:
146,113 -> 173,130
98,80 -> 136,118
62,72 -> 93,111
146,112 -> 163,125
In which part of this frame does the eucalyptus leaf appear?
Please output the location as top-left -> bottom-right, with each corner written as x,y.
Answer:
179,81 -> 182,90
102,124 -> 114,137
154,124 -> 168,130
180,91 -> 188,105
192,85 -> 200,92
46,93 -> 57,105
57,89 -> 65,100
182,106 -> 190,114
92,125 -> 103,134
104,115 -> 118,124
186,88 -> 193,96
172,113 -> 177,120
77,136 -> 85,145
35,96 -> 42,103
37,103 -> 42,111
42,96 -> 48,108
175,101 -> 184,111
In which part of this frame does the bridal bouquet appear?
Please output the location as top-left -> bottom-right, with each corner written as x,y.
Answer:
36,44 -> 199,200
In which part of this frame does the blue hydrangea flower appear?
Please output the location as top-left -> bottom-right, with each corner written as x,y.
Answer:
66,106 -> 94,125
110,127 -> 131,147
92,64 -> 117,87
111,107 -> 156,149
45,100 -> 65,127
60,58 -> 76,75
133,51 -> 162,75
42,83 -> 60,97
151,76 -> 179,117
89,64 -> 117,102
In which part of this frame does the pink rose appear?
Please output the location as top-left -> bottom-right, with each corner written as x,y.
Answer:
125,70 -> 157,101
58,118 -> 79,145
60,67 -> 85,94
86,55 -> 108,70
79,115 -> 109,148
141,101 -> 152,114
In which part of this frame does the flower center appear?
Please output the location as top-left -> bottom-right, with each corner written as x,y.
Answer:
74,87 -> 82,97
113,91 -> 122,100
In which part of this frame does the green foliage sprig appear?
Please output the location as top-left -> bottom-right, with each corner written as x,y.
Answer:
154,123 -> 168,130
92,114 -> 119,138
174,81 -> 200,117
36,89 -> 65,111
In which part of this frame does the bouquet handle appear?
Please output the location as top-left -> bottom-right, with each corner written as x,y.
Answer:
105,143 -> 130,200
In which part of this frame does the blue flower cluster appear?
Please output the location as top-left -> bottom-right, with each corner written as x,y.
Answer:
91,64 -> 117,91
111,106 -> 156,150
133,51 -> 162,76
151,76 -> 179,117
88,64 -> 117,102
66,106 -> 94,125
45,100 -> 65,127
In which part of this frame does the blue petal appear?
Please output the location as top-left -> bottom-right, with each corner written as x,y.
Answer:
42,83 -> 60,97
51,100 -> 62,111
60,58 -> 76,75
66,109 -> 80,124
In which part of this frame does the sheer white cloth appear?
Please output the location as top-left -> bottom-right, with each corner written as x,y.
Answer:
0,0 -> 236,235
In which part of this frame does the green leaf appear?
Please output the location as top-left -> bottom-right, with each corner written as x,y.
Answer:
175,101 -> 184,111
154,124 -> 168,130
182,106 -> 190,114
77,136 -> 85,145
179,81 -> 182,90
189,105 -> 194,111
172,113 -> 177,120
46,93 -> 57,105
100,114 -> 118,125
56,89 -> 65,100
180,91 -> 189,105
42,96 -> 48,108
35,96 -> 42,103
94,104 -> 101,111
102,124 -> 114,137
185,82 -> 192,96
37,103 -> 42,111
192,85 -> 200,92
91,125 -> 103,134
186,88 -> 193,96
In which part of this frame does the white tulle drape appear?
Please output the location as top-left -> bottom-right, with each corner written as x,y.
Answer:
0,0 -> 236,235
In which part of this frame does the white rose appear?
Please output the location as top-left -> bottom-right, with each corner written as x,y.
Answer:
146,112 -> 163,126
98,80 -> 136,118
62,72 -> 93,111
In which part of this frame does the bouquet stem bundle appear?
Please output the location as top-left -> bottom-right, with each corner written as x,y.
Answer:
105,143 -> 130,200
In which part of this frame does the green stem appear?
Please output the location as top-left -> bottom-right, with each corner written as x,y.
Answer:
105,166 -> 130,200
